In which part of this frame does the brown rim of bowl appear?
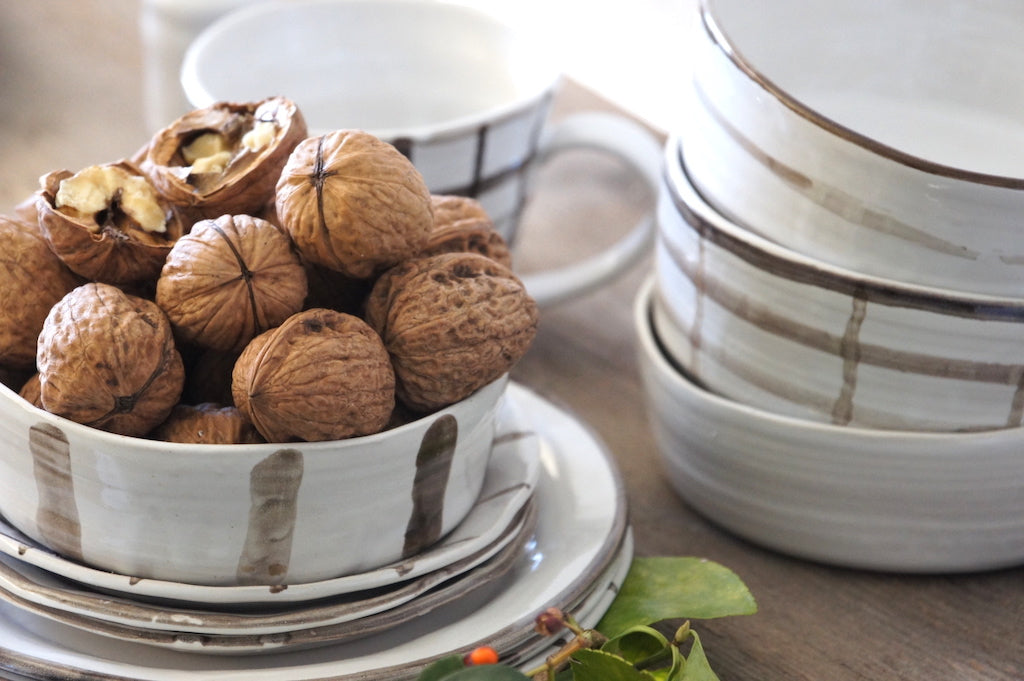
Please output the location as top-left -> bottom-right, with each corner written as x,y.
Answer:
665,140 -> 1024,321
699,0 -> 1024,189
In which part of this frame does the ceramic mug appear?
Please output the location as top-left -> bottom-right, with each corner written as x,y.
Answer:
176,0 -> 662,307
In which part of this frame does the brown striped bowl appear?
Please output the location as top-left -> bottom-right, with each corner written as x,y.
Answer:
683,0 -> 1024,297
657,137 -> 1024,432
635,278 -> 1024,572
0,374 -> 507,587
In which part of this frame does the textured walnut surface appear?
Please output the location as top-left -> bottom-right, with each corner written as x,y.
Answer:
36,282 -> 185,436
0,214 -> 80,370
156,213 -> 307,352
232,308 -> 395,442
275,130 -> 433,279
366,252 -> 538,411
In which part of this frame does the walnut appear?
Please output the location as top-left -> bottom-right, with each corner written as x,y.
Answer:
421,195 -> 512,268
232,308 -> 395,442
0,214 -> 80,370
151,403 -> 263,444
155,214 -> 307,352
143,97 -> 307,219
365,252 -> 538,411
36,283 -> 185,437
18,373 -> 43,408
275,130 -> 433,279
36,161 -> 189,284
430,194 -> 491,227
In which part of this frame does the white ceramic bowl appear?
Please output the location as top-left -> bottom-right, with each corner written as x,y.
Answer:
683,0 -> 1024,296
657,136 -> 1024,432
180,0 -> 556,243
0,375 -> 507,586
635,278 -> 1024,573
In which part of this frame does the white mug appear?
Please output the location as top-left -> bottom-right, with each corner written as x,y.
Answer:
176,0 -> 662,307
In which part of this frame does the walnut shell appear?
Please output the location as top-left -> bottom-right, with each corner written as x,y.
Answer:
232,308 -> 395,442
143,97 -> 307,219
0,214 -> 80,369
421,195 -> 512,268
18,373 -> 43,408
156,214 -> 307,352
274,130 -> 433,279
430,194 -> 491,227
151,403 -> 263,444
365,252 -> 538,411
36,283 -> 185,437
36,161 -> 189,284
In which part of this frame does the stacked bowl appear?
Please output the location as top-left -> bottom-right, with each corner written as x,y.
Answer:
638,0 -> 1024,572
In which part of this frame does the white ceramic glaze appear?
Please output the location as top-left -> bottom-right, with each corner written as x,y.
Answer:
180,0 -> 661,307
0,375 -> 508,587
683,0 -> 1024,296
0,504 -> 536,654
0,407 -> 539,605
0,434 -> 540,640
0,382 -> 630,680
636,278 -> 1024,573
658,137 -> 1024,432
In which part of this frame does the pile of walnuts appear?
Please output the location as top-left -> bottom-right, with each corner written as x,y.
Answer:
0,96 -> 538,444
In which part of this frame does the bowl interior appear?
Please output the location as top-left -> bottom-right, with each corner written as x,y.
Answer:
181,0 -> 558,138
704,0 -> 1024,176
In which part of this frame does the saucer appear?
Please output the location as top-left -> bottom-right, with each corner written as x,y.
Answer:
0,503 -> 536,654
0,382 -> 629,679
0,401 -> 540,606
0,500 -> 534,640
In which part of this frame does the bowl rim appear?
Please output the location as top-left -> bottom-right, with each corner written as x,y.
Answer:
700,0 -> 1024,189
0,374 -> 509,456
663,134 -> 1024,315
634,277 -> 1024,443
180,0 -> 561,142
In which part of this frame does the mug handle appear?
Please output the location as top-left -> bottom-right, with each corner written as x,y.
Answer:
518,111 -> 664,308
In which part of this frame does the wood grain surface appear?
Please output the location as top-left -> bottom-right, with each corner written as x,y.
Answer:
0,2 -> 1021,679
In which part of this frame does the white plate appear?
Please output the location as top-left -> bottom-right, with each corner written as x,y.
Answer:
0,503 -> 536,654
0,401 -> 540,607
0,498 -> 534,637
0,382 -> 629,680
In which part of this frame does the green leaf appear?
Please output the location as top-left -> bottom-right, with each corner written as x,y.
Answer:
678,631 -> 720,681
597,557 -> 757,638
602,625 -> 670,665
418,656 -> 466,680
570,649 -> 660,681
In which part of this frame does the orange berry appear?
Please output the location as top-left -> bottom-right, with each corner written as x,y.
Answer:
463,645 -> 500,666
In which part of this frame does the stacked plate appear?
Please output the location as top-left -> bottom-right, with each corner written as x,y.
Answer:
638,0 -> 1024,572
0,383 -> 631,679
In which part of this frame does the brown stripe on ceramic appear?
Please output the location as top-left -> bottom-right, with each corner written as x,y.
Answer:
653,278 -> 845,419
236,448 -> 303,586
691,82 -> 979,260
669,146 -> 1024,322
831,295 -> 868,425
1008,372 -> 1024,428
661,230 -> 1024,386
403,414 -> 458,558
469,124 -> 489,197
28,423 -> 82,563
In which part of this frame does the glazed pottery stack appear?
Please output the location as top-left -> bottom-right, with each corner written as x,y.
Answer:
0,378 -> 631,679
636,0 -> 1024,572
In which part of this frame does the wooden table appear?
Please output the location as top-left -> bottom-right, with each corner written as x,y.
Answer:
1,2 -> 1021,679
